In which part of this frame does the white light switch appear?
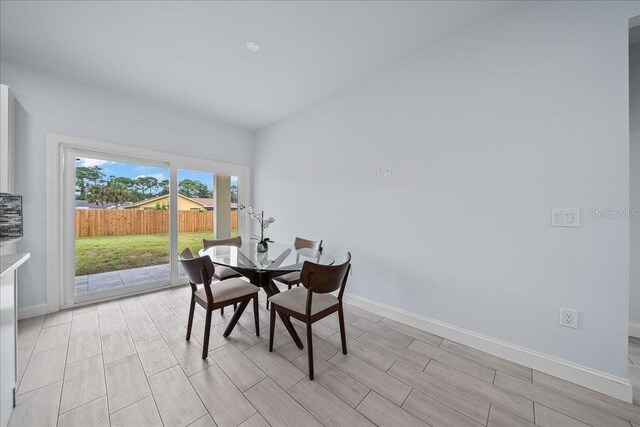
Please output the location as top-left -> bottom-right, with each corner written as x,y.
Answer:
552,208 -> 579,227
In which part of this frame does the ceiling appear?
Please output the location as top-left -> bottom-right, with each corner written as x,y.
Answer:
0,1 -> 517,130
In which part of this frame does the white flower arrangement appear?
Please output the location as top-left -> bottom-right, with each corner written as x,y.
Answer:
239,204 -> 275,243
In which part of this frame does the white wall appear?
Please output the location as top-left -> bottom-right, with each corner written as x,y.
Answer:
0,59 -> 254,309
254,0 -> 639,381
631,43 -> 640,328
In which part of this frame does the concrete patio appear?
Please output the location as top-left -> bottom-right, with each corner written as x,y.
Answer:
75,263 -> 187,294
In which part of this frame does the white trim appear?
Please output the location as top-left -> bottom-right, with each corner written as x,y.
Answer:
20,282 -> 189,318
49,133 -> 250,175
46,137 -> 63,313
17,303 -> 48,320
62,146 -> 78,306
170,166 -> 179,284
0,84 -> 15,193
73,279 -> 178,304
630,321 -> 640,339
344,293 -> 634,403
46,133 -> 251,312
62,281 -> 186,310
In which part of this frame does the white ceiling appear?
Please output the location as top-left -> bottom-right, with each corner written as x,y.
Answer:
0,1 -> 517,130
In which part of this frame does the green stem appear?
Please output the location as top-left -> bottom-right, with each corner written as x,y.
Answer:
261,211 -> 264,242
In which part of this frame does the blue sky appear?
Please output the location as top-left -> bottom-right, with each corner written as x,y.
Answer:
76,157 -> 237,188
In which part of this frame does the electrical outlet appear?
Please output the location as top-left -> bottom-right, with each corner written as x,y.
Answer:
552,208 -> 579,227
375,166 -> 381,177
560,308 -> 578,329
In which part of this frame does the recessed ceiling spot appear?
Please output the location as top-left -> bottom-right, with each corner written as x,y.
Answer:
246,41 -> 261,53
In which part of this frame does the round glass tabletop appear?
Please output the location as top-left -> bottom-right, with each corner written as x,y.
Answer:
198,243 -> 334,272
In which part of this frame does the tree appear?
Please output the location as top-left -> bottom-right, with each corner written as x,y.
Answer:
179,179 -> 212,198
86,183 -> 109,207
76,166 -> 104,200
158,179 -> 169,196
109,177 -> 141,201
230,184 -> 238,203
107,182 -> 131,207
86,182 -> 131,207
135,176 -> 159,197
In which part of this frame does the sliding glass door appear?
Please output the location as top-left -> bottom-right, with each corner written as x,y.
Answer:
176,168 -> 214,280
59,142 -> 249,307
74,155 -> 171,298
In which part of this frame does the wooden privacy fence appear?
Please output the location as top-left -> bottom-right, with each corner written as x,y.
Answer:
75,210 -> 238,237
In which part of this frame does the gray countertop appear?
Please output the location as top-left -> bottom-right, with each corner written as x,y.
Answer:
0,253 -> 30,279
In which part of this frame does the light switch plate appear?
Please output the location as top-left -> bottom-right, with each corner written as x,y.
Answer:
552,208 -> 579,227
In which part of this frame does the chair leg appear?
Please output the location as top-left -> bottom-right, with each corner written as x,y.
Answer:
338,304 -> 347,354
269,305 -> 276,352
186,296 -> 195,341
202,308 -> 212,359
220,307 -> 224,315
223,300 -> 250,337
234,303 -> 237,312
288,283 -> 292,290
306,321 -> 314,380
253,295 -> 260,337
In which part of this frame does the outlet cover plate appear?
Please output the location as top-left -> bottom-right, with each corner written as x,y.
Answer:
560,307 -> 578,329
552,208 -> 579,227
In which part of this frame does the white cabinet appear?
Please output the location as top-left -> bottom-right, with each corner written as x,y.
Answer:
0,84 -> 20,427
0,254 -> 28,427
0,270 -> 16,427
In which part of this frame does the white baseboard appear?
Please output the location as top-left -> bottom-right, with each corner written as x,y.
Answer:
18,303 -> 48,320
630,322 -> 640,339
344,293 -> 633,403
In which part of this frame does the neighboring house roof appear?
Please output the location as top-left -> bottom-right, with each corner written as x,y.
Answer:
192,198 -> 214,207
75,200 -> 119,209
192,200 -> 238,209
77,196 -> 237,210
123,193 -> 206,209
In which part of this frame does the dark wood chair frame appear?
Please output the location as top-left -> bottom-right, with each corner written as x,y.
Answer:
180,247 -> 235,316
181,253 -> 259,359
270,237 -> 323,311
274,237 -> 323,289
269,253 -> 351,380
202,236 -> 243,314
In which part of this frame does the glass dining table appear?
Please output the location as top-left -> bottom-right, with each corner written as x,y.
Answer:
199,243 -> 335,349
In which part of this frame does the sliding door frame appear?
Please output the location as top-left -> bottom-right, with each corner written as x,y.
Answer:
46,133 -> 250,312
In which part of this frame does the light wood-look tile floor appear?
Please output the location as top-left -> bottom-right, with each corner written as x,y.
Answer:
10,285 -> 640,427
630,337 -> 640,406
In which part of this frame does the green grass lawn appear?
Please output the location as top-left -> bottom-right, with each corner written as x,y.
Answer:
75,230 -> 237,276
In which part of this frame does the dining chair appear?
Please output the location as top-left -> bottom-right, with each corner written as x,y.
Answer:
180,247 -> 194,259
202,236 -> 243,281
181,247 -> 234,316
179,248 -> 260,359
273,237 -> 323,290
203,236 -> 244,314
268,252 -> 351,380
